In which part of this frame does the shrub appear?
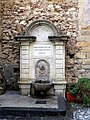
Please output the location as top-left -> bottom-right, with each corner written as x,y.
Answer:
69,78 -> 90,106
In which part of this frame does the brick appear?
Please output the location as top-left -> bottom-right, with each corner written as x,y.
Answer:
78,69 -> 85,73
75,52 -> 86,59
82,65 -> 90,70
77,42 -> 90,47
81,26 -> 90,30
85,73 -> 90,79
81,47 -> 90,52
87,53 -> 90,58
78,36 -> 90,42
83,59 -> 90,65
80,30 -> 90,36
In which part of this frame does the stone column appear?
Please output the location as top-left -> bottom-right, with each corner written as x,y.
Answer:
0,44 -> 1,55
19,41 -> 30,95
54,41 -> 66,97
55,41 -> 65,81
15,36 -> 36,95
49,36 -> 69,97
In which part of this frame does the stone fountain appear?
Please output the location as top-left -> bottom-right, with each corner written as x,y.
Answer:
31,59 -> 53,97
15,20 -> 69,97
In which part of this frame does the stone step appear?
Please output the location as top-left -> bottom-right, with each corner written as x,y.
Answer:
0,107 -> 66,117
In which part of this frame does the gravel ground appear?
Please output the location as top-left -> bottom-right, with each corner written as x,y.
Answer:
65,102 -> 90,120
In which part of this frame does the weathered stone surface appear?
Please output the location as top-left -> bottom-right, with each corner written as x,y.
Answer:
0,65 -> 6,95
83,59 -> 90,65
82,65 -> 90,70
75,52 -> 86,59
78,69 -> 85,74
74,59 -> 82,64
81,30 -> 90,36
81,47 -> 90,52
85,73 -> 90,79
77,42 -> 90,47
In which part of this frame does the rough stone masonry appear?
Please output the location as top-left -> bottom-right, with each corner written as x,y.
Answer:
0,0 -> 90,88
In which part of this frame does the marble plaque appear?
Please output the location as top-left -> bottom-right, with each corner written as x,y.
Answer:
22,46 -> 29,50
21,64 -> 29,69
56,50 -> 63,54
21,50 -> 29,54
56,54 -> 63,59
56,64 -> 63,68
21,55 -> 29,59
56,46 -> 63,50
21,60 -> 29,64
22,69 -> 29,73
33,45 -> 52,57
56,60 -> 63,64
22,74 -> 29,78
56,69 -> 63,74
56,74 -> 63,79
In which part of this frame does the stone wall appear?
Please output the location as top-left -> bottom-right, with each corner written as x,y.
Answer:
1,0 -> 79,85
75,0 -> 90,79
0,1 -> 1,56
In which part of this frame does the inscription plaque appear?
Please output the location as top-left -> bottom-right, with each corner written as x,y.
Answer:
33,45 -> 52,57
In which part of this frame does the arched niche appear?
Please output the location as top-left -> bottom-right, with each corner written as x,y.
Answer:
24,20 -> 59,41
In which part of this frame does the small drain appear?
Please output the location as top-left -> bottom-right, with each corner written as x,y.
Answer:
35,101 -> 46,104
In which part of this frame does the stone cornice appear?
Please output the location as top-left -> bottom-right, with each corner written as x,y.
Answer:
15,35 -> 36,42
48,35 -> 69,42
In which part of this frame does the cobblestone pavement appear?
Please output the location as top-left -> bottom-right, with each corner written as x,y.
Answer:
73,104 -> 90,120
64,103 -> 90,120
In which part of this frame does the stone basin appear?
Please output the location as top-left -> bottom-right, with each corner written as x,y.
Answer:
32,80 -> 52,91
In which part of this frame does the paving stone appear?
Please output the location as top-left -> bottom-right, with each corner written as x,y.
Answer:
43,116 -> 64,120
0,91 -> 58,109
0,116 -> 15,120
16,116 -> 41,120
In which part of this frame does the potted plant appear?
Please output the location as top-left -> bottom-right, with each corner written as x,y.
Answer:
66,82 -> 76,102
69,78 -> 90,106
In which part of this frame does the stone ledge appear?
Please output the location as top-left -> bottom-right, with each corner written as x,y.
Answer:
15,35 -> 36,42
48,35 -> 69,42
18,80 -> 31,84
53,81 -> 67,84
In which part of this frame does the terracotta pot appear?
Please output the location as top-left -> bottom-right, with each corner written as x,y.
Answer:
66,92 -> 76,102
